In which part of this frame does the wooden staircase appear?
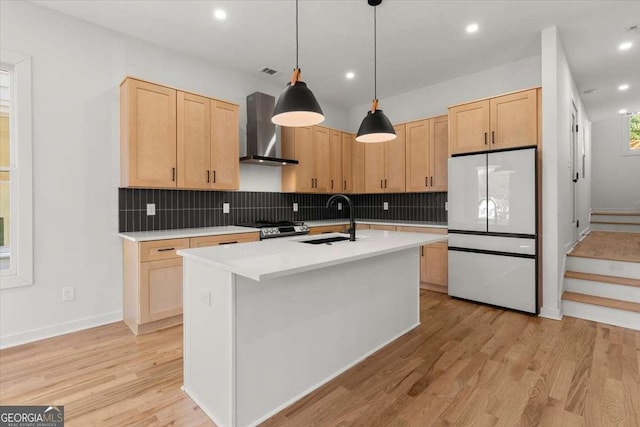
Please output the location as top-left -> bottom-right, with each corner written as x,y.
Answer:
561,232 -> 640,330
590,210 -> 640,233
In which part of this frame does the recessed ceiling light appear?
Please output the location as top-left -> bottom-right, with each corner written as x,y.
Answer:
346,71 -> 355,79
618,83 -> 629,91
466,23 -> 479,33
619,41 -> 632,50
619,109 -> 628,114
213,9 -> 227,21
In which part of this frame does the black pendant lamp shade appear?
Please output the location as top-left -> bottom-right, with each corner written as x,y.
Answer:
271,0 -> 324,127
356,0 -> 396,143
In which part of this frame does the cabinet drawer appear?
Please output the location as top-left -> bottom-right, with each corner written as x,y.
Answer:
369,224 -> 397,231
139,238 -> 190,262
356,223 -> 370,230
309,225 -> 348,235
190,232 -> 260,248
396,226 -> 447,236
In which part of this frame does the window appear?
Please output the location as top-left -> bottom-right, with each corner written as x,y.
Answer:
0,50 -> 32,289
0,69 -> 11,272
629,113 -> 640,152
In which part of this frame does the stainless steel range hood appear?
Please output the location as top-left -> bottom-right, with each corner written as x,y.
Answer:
240,92 -> 298,166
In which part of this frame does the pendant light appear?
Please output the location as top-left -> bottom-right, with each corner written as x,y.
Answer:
272,0 -> 325,127
356,0 -> 396,143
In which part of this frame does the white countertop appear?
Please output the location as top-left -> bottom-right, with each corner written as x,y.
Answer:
177,229 -> 447,281
306,219 -> 448,229
118,226 -> 259,242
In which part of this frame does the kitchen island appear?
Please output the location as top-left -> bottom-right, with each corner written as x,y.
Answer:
177,229 -> 447,427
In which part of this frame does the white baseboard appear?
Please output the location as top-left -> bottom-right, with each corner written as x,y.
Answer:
0,311 -> 123,349
539,306 -> 562,320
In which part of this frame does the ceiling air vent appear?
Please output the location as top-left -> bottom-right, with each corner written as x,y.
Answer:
259,67 -> 279,76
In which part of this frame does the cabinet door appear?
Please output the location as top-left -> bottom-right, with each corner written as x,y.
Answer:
313,127 -> 331,193
430,115 -> 449,192
423,242 -> 448,287
140,258 -> 183,323
342,133 -> 353,193
329,130 -> 343,193
489,89 -> 537,150
364,142 -> 385,193
123,79 -> 177,187
352,138 -> 365,193
405,120 -> 430,192
295,127 -> 315,193
177,92 -> 210,189
211,101 -> 240,190
449,100 -> 490,155
385,124 -> 406,192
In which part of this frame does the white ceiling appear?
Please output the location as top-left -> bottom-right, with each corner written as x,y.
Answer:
33,0 -> 640,121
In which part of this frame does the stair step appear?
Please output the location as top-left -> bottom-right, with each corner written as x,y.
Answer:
564,271 -> 640,288
562,291 -> 640,313
566,256 -> 640,280
591,220 -> 640,226
591,211 -> 640,217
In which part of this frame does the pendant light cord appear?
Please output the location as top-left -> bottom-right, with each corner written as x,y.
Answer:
296,0 -> 299,70
374,5 -> 377,101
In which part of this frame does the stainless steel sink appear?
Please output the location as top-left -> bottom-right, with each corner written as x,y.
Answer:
300,236 -> 351,245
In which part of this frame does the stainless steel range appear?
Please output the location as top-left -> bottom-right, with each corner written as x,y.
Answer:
238,220 -> 309,240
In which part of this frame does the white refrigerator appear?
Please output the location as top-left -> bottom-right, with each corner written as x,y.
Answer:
448,147 -> 537,314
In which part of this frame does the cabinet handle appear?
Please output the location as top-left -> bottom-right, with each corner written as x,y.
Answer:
219,241 -> 238,245
331,179 -> 334,189
421,247 -> 424,256
484,132 -> 488,145
207,170 -> 210,183
343,180 -> 346,190
172,167 -> 176,181
311,178 -> 314,188
492,131 -> 495,144
425,176 -> 428,187
213,170 -> 216,183
380,179 -> 383,189
430,176 -> 433,186
157,247 -> 175,252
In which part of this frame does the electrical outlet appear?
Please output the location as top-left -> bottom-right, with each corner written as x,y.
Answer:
293,203 -> 299,212
338,202 -> 342,211
62,286 -> 75,302
223,203 -> 230,214
445,201 -> 448,211
146,203 -> 156,216
383,202 -> 389,211
200,287 -> 211,306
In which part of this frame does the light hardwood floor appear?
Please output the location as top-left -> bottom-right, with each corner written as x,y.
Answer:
570,231 -> 640,263
1,291 -> 639,426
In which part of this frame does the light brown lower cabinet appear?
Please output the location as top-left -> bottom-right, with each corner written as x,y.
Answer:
309,225 -> 348,235
396,226 -> 448,293
123,232 -> 259,335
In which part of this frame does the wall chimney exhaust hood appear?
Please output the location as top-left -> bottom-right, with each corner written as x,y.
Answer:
240,92 -> 299,166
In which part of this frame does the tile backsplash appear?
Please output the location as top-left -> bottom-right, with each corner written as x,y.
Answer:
118,188 -> 447,232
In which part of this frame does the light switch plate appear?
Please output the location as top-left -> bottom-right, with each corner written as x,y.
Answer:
445,201 -> 448,211
293,203 -> 299,212
200,287 -> 211,306
338,202 -> 342,211
146,203 -> 156,216
223,203 -> 230,214
383,202 -> 389,211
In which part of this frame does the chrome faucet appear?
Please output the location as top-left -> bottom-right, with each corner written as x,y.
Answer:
326,194 -> 356,241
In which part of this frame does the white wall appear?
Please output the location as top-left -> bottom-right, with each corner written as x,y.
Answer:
540,27 -> 591,320
0,1 -> 349,347
348,55 -> 541,128
591,116 -> 640,211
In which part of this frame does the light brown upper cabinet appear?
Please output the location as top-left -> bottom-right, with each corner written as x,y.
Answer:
121,78 -> 177,188
430,115 -> 448,192
449,88 -> 539,155
281,126 -> 315,193
342,133 -> 353,193
352,136 -> 365,193
405,119 -> 431,192
177,92 -> 211,189
328,129 -> 343,193
364,124 -> 406,193
121,77 -> 239,190
210,100 -> 240,190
